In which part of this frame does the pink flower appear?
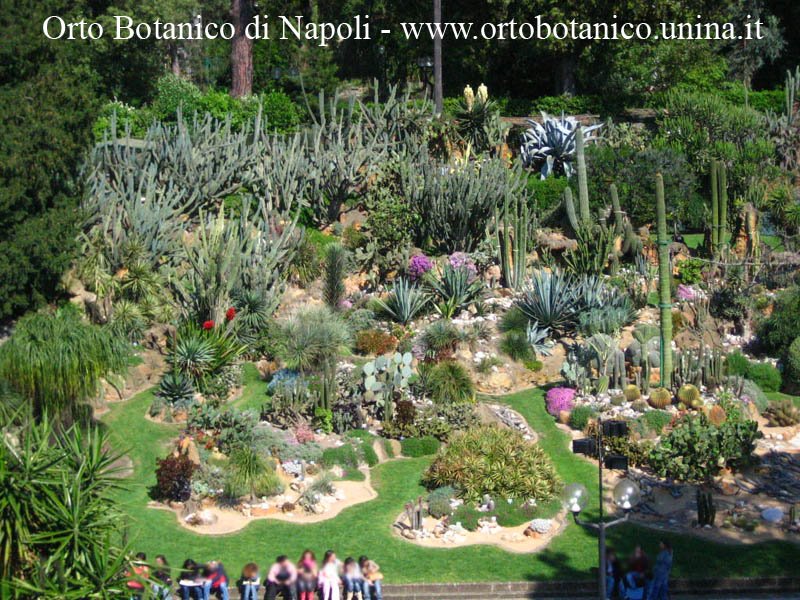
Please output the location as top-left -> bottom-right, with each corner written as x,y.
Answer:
676,284 -> 697,301
545,387 -> 576,416
408,254 -> 434,280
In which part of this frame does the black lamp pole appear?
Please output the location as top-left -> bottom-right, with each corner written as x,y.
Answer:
433,0 -> 443,115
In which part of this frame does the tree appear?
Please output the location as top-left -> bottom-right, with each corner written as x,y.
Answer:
231,0 -> 255,96
725,0 -> 785,90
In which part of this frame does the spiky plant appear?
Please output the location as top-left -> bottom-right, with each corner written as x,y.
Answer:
526,323 -> 552,358
624,384 -> 642,402
109,299 -> 146,342
228,445 -> 271,501
323,243 -> 350,311
678,384 -> 702,409
648,388 -> 673,409
517,269 -> 578,334
425,264 -> 485,319
375,278 -> 429,325
425,361 -> 475,405
275,307 -> 351,373
172,334 -> 215,385
157,372 -> 195,409
764,399 -> 800,427
520,113 -> 602,178
0,307 -> 129,424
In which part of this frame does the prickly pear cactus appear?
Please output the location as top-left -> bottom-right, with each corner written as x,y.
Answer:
362,352 -> 414,422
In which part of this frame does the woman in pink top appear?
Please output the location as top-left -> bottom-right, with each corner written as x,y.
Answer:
317,550 -> 341,600
297,550 -> 318,600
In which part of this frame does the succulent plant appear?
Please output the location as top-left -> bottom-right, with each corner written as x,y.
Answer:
708,404 -> 728,427
362,352 -> 415,422
764,399 -> 800,427
631,400 -> 649,413
520,113 -> 602,178
678,384 -> 703,409
648,387 -> 673,409
623,384 -> 641,402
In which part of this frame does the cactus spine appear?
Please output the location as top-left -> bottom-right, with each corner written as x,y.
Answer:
656,173 -> 673,389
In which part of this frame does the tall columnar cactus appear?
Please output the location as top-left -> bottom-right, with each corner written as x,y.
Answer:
710,160 -> 729,255
656,173 -> 673,389
495,195 -> 531,290
696,489 -> 717,527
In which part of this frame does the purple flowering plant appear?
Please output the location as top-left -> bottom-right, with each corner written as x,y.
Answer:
545,387 -> 576,416
408,254 -> 434,280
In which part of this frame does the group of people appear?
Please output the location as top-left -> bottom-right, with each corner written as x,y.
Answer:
127,550 -> 384,600
606,540 -> 674,600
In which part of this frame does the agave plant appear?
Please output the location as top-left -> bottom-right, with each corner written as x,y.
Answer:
517,269 -> 579,334
425,264 -> 485,319
520,113 -> 602,178
375,278 -> 429,325
157,371 -> 195,408
526,322 -> 553,357
171,334 -> 215,384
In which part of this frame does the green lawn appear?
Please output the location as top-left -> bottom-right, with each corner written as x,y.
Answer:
656,232 -> 784,252
765,391 -> 800,408
231,363 -> 269,412
101,386 -> 799,583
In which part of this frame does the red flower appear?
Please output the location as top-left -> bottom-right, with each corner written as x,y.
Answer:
225,307 -> 236,321
202,320 -> 215,330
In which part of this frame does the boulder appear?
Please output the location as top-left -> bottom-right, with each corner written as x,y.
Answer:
185,509 -> 218,527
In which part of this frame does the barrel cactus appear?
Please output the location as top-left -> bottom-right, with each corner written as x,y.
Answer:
623,384 -> 641,402
678,384 -> 703,410
648,387 -> 673,409
708,404 -> 727,426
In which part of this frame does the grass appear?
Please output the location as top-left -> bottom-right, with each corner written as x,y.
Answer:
765,391 -> 800,408
230,362 -> 269,412
664,232 -> 783,252
101,385 -> 800,583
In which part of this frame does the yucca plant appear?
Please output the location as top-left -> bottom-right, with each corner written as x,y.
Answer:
375,278 -> 429,325
425,264 -> 485,319
171,333 -> 215,384
275,307 -> 351,373
425,361 -> 475,404
109,299 -> 146,342
227,445 -> 275,501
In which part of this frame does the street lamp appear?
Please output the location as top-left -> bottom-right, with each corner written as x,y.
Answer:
569,418 -> 641,600
417,56 -> 434,99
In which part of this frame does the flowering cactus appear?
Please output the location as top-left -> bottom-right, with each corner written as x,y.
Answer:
408,254 -> 434,280
545,387 -> 576,416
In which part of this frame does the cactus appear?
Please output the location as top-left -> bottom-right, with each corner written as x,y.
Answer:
708,404 -> 727,426
496,194 -> 532,290
677,384 -> 702,409
624,384 -> 641,402
610,349 -> 626,390
656,173 -> 673,389
697,489 -> 717,527
363,352 -> 414,422
764,399 -> 800,427
790,504 -> 798,525
648,387 -> 673,409
709,161 -> 728,256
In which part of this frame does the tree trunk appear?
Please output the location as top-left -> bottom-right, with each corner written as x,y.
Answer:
169,44 -> 181,76
557,53 -> 577,95
230,0 -> 254,97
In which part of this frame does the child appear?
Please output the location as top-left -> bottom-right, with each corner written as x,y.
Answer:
318,550 -> 341,600
152,555 -> 173,600
202,561 -> 229,600
342,557 -> 363,600
358,556 -> 383,600
297,550 -> 319,600
238,563 -> 260,600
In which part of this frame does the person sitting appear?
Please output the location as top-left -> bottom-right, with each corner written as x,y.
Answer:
318,551 -> 341,600
126,552 -> 150,600
342,557 -> 363,600
297,550 -> 319,600
237,562 -> 260,600
152,555 -> 173,600
178,559 -> 204,600
358,556 -> 383,600
621,571 -> 646,600
202,560 -> 230,600
265,555 -> 298,600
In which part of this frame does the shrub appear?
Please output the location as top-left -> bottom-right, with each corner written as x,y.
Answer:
746,362 -> 782,393
427,485 -> 457,518
419,319 -> 461,360
525,175 -> 570,217
151,74 -> 202,119
154,454 -> 195,502
259,90 -> 301,133
500,330 -> 533,362
321,444 -> 361,470
425,264 -> 484,319
451,504 -> 483,531
649,408 -> 759,482
346,308 -> 377,334
355,329 -> 398,356
638,410 -> 672,435
275,307 -> 351,372
546,387 -> 576,417
401,436 -> 441,457
758,286 -> 800,355
568,405 -> 596,431
787,337 -> 800,384
423,425 -> 561,502
725,351 -> 751,377
425,361 -> 475,404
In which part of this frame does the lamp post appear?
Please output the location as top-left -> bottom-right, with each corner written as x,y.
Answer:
417,56 -> 434,99
432,0 -> 443,115
567,419 -> 641,600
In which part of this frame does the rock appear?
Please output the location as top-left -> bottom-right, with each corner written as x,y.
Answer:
558,410 -> 571,425
523,527 -> 540,538
501,532 -> 525,543
185,509 -> 218,527
528,518 -> 553,534
185,440 -> 201,466
401,528 -> 418,540
761,507 -> 784,523
142,324 -> 176,355
484,370 -> 514,393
